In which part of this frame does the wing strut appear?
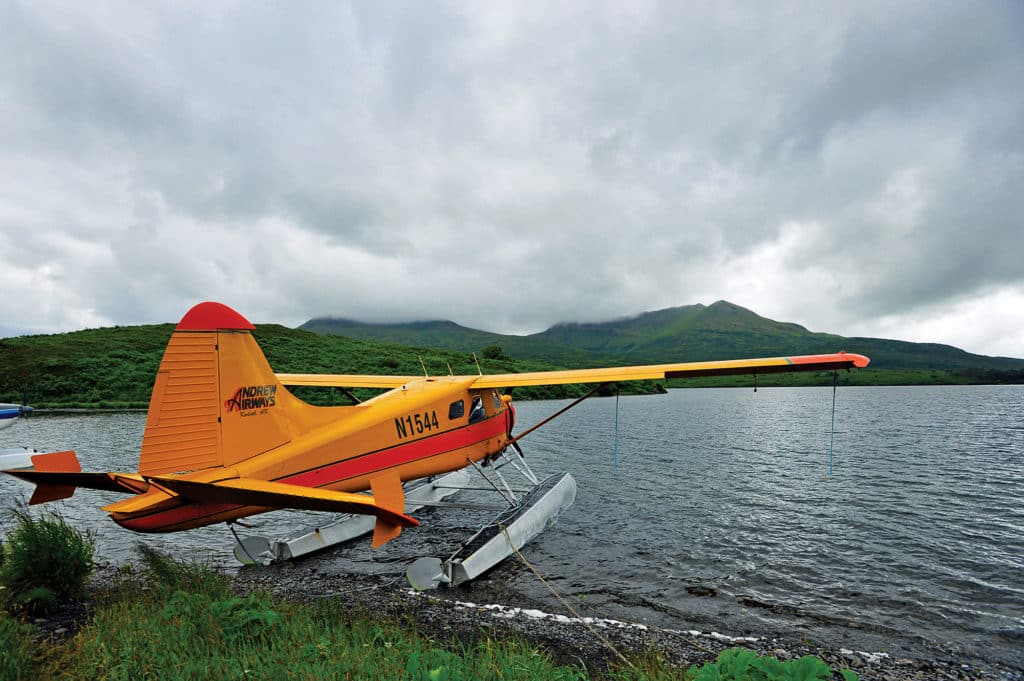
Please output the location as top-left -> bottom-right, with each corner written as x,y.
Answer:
506,383 -> 610,448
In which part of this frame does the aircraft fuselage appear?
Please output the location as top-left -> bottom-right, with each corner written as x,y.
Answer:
105,379 -> 513,532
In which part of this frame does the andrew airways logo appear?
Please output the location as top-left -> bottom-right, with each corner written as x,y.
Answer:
225,385 -> 277,413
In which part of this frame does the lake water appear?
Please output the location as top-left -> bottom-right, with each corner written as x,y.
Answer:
1,386 -> 1022,670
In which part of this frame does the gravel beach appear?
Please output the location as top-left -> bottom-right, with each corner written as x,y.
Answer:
224,559 -> 1022,681
25,557 -> 1021,681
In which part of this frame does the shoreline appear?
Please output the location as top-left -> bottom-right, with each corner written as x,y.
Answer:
23,559 -> 1022,680
226,562 -> 1022,681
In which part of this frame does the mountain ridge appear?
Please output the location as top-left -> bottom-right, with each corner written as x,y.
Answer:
301,300 -> 1024,371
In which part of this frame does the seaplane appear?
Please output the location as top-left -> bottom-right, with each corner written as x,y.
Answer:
2,302 -> 869,589
0,402 -> 39,471
0,402 -> 33,431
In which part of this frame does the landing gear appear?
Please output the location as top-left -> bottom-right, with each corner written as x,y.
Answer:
231,447 -> 576,589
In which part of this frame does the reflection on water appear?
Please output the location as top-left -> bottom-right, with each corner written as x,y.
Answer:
1,386 -> 1022,669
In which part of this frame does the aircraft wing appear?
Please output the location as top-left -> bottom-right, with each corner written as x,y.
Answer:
469,352 -> 869,388
275,352 -> 868,390
276,373 -> 420,388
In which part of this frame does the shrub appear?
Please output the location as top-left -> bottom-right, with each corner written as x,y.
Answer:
0,511 -> 94,614
681,648 -> 860,681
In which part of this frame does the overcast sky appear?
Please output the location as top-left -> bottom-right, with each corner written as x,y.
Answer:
2,2 -> 1022,358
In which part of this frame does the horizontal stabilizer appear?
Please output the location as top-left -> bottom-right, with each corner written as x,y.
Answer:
3,451 -> 150,505
148,476 -> 419,531
4,470 -> 150,505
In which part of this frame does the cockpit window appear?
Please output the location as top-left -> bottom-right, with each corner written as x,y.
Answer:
468,395 -> 485,424
492,391 -> 502,411
448,400 -> 465,420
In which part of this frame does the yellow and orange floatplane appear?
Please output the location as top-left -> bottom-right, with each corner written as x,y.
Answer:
3,302 -> 869,588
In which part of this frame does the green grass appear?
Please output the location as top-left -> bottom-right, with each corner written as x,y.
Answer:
46,549 -> 589,681
0,511 -> 95,614
0,612 -> 37,681
52,596 -> 589,680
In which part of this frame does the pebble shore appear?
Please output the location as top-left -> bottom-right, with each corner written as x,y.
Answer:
26,558 -> 1021,681
228,561 -> 1022,681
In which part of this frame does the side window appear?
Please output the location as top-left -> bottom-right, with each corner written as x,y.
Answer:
448,399 -> 465,420
492,391 -> 502,411
468,395 -> 485,424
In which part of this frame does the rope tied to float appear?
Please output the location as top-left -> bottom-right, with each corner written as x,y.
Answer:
499,524 -> 636,671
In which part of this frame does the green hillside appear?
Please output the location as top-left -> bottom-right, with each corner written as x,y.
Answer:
3,300 -> 1022,410
535,301 -> 1024,369
302,301 -> 1024,384
0,325 -> 652,409
300,318 -> 599,366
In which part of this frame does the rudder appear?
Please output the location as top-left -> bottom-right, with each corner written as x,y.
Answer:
139,302 -> 293,476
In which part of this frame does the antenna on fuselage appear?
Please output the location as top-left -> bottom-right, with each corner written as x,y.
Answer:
446,362 -> 454,376
418,356 -> 429,378
472,352 -> 482,375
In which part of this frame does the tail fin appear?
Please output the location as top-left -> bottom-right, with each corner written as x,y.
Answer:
139,302 -> 293,476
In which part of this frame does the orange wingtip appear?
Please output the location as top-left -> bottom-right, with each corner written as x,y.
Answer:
789,352 -> 870,369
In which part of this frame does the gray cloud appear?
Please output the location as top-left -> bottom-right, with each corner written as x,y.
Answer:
1,1 -> 1022,356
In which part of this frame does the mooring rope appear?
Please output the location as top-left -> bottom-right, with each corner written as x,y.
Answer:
499,524 -> 636,671
829,370 -> 838,477
613,386 -> 620,469
228,522 -> 259,564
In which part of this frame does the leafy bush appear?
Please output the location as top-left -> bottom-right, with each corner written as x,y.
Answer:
0,511 -> 94,614
681,648 -> 859,681
480,345 -> 510,361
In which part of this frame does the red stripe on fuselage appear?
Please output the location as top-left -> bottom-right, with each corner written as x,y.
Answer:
282,415 -> 507,488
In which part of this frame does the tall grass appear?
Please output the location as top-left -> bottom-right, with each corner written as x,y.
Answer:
0,511 -> 95,614
135,544 -> 233,599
